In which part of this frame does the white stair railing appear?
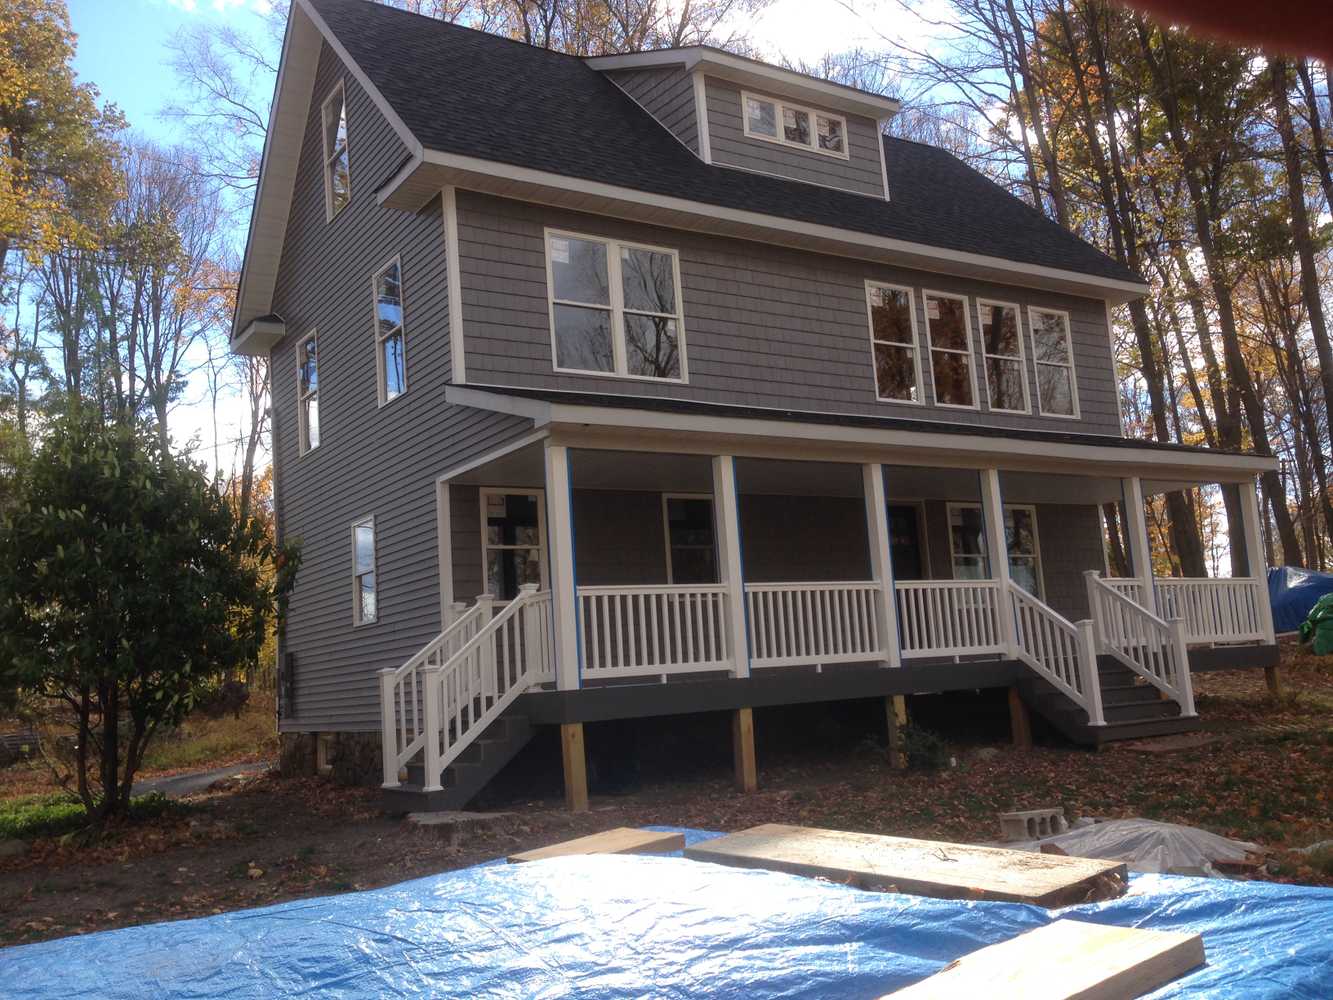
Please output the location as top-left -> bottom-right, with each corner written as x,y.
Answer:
745,581 -> 883,667
1085,571 -> 1195,716
579,584 -> 731,678
895,580 -> 1005,658
1008,581 -> 1104,726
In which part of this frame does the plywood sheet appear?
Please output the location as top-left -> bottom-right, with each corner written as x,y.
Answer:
508,827 -> 685,863
684,824 -> 1127,906
884,918 -> 1205,999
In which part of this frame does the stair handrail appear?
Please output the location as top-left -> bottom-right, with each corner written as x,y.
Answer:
1007,581 -> 1104,726
1084,571 -> 1195,716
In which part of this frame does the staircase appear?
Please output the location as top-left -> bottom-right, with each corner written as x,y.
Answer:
383,709 -> 534,813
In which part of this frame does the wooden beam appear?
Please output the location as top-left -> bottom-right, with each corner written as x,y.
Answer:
509,827 -> 684,863
732,707 -> 757,793
886,695 -> 908,770
1008,687 -> 1033,750
684,824 -> 1128,907
1264,664 -> 1283,698
883,918 -> 1205,999
561,722 -> 588,812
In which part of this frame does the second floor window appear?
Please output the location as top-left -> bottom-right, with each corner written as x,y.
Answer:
1030,307 -> 1079,417
546,230 -> 685,382
865,282 -> 922,403
297,332 -> 319,454
923,291 -> 977,408
322,82 -> 350,221
978,300 -> 1029,413
374,258 -> 406,404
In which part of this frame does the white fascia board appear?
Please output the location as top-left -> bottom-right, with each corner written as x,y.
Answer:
231,317 -> 286,357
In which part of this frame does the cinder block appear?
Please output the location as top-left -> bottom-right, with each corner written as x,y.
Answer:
999,807 -> 1068,842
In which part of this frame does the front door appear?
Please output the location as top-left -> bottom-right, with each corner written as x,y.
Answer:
887,504 -> 926,581
480,489 -> 547,600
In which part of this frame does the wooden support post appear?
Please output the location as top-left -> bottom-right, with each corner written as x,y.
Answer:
1008,686 -> 1033,750
1264,665 -> 1283,699
560,722 -> 588,812
732,707 -> 757,793
886,695 -> 908,770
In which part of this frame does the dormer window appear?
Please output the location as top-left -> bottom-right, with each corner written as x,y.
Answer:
742,91 -> 847,158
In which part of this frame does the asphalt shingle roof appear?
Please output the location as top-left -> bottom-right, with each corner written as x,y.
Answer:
308,0 -> 1142,286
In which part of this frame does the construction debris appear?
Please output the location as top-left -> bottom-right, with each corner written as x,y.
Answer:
1004,818 -> 1265,876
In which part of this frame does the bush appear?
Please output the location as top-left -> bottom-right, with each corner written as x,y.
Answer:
899,724 -> 951,771
0,792 -> 182,841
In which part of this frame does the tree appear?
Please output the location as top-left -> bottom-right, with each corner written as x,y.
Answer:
0,414 -> 299,823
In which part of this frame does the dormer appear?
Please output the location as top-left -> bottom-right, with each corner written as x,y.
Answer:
587,48 -> 899,201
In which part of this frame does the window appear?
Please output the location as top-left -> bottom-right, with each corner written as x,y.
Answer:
373,258 -> 406,405
1029,307 -> 1079,417
663,495 -> 717,584
321,82 -> 350,221
296,332 -> 319,454
865,282 -> 922,403
948,503 -> 1043,597
481,490 -> 546,600
923,291 -> 978,408
977,299 -> 1029,413
741,91 -> 848,158
546,230 -> 685,382
352,517 -> 377,625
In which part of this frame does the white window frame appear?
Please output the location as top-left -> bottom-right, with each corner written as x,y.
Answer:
296,330 -> 319,456
864,280 -> 924,406
352,515 -> 377,626
1028,306 -> 1081,419
946,502 -> 1044,599
371,255 -> 407,407
321,80 -> 350,222
921,289 -> 980,410
740,90 -> 850,160
544,228 -> 688,384
661,493 -> 718,585
478,488 -> 548,596
976,298 -> 1031,415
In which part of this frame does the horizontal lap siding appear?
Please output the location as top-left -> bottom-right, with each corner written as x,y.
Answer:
271,43 -> 531,733
607,67 -> 698,154
705,77 -> 884,197
458,191 -> 1122,436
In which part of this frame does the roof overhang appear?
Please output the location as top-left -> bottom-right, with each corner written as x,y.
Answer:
445,384 -> 1274,484
585,48 -> 901,121
232,315 -> 287,356
380,150 -> 1151,304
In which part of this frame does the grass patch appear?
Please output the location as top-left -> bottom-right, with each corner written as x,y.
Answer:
139,698 -> 276,773
0,792 -> 185,841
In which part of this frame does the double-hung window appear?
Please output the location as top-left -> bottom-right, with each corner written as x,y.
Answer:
977,299 -> 1029,413
947,503 -> 1044,597
865,282 -> 922,403
742,91 -> 848,157
1029,307 -> 1079,417
373,257 -> 406,405
321,82 -> 350,221
297,332 -> 319,454
352,517 -> 377,625
546,230 -> 686,382
922,291 -> 978,408
481,490 -> 546,599
662,495 -> 718,585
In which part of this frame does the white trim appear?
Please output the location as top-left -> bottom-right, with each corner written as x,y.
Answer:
691,71 -> 712,164
320,80 -> 350,223
543,227 -> 688,383
863,463 -> 901,666
1028,305 -> 1081,420
544,443 -> 580,690
877,123 -> 891,201
606,74 -> 706,163
232,316 -> 285,357
711,455 -> 750,677
442,186 -> 466,383
351,515 -> 378,626
739,89 -> 850,160
975,298 -> 1031,415
1105,299 -> 1125,430
864,280 -> 924,405
436,481 -> 453,625
946,500 -> 1044,600
371,254 -> 407,407
661,492 -> 717,585
921,289 -> 980,410
478,487 -> 549,597
435,430 -> 549,484
296,329 -> 319,456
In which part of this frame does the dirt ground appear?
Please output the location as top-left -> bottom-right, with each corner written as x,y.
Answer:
2,650 -> 1330,948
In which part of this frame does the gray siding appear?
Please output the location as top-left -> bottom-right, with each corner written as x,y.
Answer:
270,43 -> 531,733
457,192 -> 1122,436
607,67 -> 698,154
704,77 -> 884,197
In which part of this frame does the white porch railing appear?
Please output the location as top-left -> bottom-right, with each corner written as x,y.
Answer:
1009,581 -> 1104,726
1085,572 -> 1195,716
1103,578 -> 1149,605
1154,577 -> 1267,644
895,580 -> 1005,658
745,581 -> 884,668
579,584 -> 731,679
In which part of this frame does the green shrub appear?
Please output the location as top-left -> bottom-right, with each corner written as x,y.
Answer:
899,724 -> 951,771
0,792 -> 184,841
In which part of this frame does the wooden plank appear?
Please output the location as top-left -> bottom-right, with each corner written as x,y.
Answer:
1009,686 -> 1033,749
560,722 -> 588,812
508,827 -> 686,863
883,918 -> 1205,999
732,707 -> 757,792
886,695 -> 908,770
684,824 -> 1128,907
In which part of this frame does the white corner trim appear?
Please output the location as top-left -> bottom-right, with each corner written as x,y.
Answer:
692,71 -> 712,164
442,186 -> 466,383
436,480 -> 454,623
877,123 -> 891,201
1105,298 -> 1126,432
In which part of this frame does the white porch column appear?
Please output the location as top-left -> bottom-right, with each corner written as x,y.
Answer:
1121,476 -> 1154,607
979,467 -> 1016,651
1238,476 -> 1277,644
544,443 -> 580,690
862,463 -> 901,667
712,455 -> 750,678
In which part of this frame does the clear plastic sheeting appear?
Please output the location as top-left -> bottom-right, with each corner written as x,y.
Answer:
1005,818 -> 1263,876
3,829 -> 1331,999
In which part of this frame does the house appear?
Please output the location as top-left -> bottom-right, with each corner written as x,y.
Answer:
232,0 -> 1278,811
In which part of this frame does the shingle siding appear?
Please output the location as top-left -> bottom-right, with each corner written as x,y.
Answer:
704,77 -> 885,198
606,66 -> 698,154
456,191 -> 1122,435
270,42 -> 531,733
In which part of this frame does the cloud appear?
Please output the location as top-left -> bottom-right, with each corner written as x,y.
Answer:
163,0 -> 273,14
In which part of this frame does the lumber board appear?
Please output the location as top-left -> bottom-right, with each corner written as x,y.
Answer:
508,827 -> 685,864
883,918 -> 1205,999
683,824 -> 1127,907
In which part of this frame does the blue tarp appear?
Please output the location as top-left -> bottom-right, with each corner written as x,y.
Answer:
1268,565 -> 1333,633
3,828 -> 1331,998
